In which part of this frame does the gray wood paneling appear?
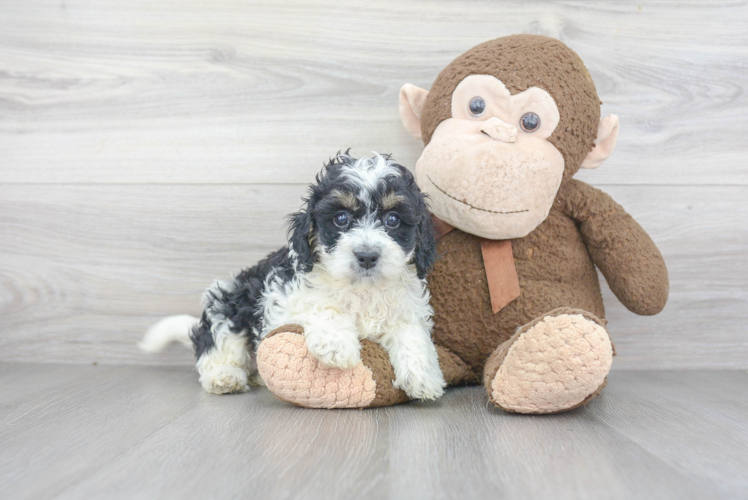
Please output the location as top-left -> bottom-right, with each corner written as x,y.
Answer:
0,364 -> 746,499
0,0 -> 746,186
0,0 -> 746,368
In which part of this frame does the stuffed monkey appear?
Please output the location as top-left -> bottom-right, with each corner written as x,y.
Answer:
256,35 -> 669,413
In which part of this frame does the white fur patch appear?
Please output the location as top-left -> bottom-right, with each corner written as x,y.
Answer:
258,226 -> 444,399
196,328 -> 254,394
138,314 -> 197,353
194,279 -> 257,393
339,153 -> 401,206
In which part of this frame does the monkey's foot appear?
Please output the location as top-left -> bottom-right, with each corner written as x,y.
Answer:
256,325 -> 408,409
483,308 -> 614,414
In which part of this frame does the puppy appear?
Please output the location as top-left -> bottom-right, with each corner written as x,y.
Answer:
141,153 -> 445,401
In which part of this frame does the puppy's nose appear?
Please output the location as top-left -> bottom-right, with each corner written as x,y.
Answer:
355,251 -> 379,270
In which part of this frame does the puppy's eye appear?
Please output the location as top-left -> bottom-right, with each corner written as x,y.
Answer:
333,211 -> 350,228
469,96 -> 486,117
384,213 -> 400,229
520,112 -> 541,132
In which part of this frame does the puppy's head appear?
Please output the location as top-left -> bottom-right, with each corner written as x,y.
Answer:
289,152 -> 436,283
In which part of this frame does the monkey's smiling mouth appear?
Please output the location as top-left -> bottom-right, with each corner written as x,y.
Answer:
426,175 -> 529,215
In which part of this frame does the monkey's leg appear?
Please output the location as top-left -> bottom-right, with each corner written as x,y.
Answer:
256,326 -> 473,409
483,308 -> 614,414
435,344 -> 480,386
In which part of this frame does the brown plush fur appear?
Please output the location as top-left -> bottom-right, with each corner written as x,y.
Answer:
360,343 -> 478,407
358,340 -> 410,407
429,179 -> 667,378
420,35 -> 668,411
436,344 -> 479,385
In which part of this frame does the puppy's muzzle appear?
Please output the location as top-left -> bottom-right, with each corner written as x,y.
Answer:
355,250 -> 379,270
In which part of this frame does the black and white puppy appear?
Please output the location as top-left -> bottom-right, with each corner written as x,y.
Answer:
141,153 -> 445,400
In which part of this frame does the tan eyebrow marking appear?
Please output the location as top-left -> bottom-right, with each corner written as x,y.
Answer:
382,191 -> 405,210
330,190 -> 358,210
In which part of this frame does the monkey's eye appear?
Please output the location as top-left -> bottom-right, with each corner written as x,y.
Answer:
520,112 -> 541,132
384,212 -> 401,229
469,96 -> 486,117
333,211 -> 350,228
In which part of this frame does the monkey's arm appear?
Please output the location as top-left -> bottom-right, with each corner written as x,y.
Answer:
561,179 -> 669,315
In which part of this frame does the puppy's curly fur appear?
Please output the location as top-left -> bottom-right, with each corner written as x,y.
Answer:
141,153 -> 445,400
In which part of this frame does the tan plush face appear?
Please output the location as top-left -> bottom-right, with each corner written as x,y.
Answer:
414,75 -> 564,239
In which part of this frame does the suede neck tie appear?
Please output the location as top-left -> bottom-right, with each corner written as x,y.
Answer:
432,216 -> 521,314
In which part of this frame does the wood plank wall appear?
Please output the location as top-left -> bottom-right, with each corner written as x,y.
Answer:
1,0 -> 746,368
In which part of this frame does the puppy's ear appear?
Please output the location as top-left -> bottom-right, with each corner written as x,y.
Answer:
288,208 -> 315,272
413,200 -> 437,279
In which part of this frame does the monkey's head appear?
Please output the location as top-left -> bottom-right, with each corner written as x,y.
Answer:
399,34 -> 619,239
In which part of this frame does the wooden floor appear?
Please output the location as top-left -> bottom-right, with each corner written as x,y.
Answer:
1,364 -> 745,500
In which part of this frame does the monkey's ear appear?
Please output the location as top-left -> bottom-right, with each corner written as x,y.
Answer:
581,115 -> 620,169
399,84 -> 429,140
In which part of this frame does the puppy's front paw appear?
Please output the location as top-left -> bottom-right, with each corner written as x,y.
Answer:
305,330 -> 361,370
199,365 -> 250,395
394,367 -> 446,401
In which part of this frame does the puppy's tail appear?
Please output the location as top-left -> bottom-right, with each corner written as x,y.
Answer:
139,314 -> 198,353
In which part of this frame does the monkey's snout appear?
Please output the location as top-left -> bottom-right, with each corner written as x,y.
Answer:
480,117 -> 517,143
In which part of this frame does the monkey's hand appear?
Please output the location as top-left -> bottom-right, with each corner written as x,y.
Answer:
563,179 -> 669,316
